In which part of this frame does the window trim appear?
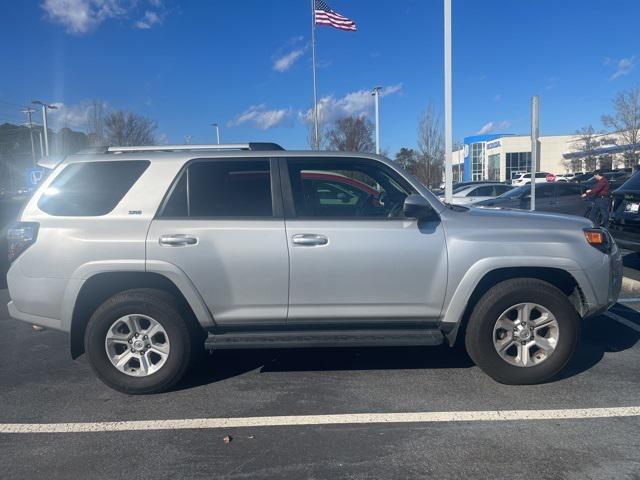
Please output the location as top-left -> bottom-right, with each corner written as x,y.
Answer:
278,156 -> 420,221
155,157 -> 283,220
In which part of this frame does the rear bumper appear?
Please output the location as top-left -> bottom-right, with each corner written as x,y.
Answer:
7,300 -> 63,330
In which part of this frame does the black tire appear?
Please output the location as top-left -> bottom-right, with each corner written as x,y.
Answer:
85,288 -> 200,394
465,278 -> 580,385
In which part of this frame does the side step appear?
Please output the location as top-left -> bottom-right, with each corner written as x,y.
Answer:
205,329 -> 444,350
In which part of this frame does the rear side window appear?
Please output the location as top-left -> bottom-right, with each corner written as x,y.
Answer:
38,161 -> 149,216
160,160 -> 273,218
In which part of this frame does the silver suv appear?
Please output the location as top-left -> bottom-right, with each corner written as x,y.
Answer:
6,143 -> 622,394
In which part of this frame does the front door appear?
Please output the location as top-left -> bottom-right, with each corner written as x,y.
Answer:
281,157 -> 447,325
146,158 -> 289,326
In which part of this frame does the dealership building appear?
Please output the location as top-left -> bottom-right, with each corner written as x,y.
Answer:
452,132 -> 632,182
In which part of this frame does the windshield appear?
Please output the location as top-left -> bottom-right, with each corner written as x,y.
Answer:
499,185 -> 529,199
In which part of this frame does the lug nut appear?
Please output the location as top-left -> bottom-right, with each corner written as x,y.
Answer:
128,339 -> 132,344
143,335 -> 148,340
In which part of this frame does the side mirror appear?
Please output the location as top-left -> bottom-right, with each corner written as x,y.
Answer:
403,194 -> 434,219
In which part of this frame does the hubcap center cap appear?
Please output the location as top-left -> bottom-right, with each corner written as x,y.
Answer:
514,326 -> 532,341
132,339 -> 145,351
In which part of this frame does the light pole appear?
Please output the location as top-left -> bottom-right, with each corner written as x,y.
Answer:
372,86 -> 381,155
21,108 -> 36,164
32,100 -> 57,156
212,123 -> 220,144
37,130 -> 44,157
530,95 -> 540,211
443,0 -> 453,204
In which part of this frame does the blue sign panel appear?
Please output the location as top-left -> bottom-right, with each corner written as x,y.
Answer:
26,168 -> 46,187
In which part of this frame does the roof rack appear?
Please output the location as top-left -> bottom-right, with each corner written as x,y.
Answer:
105,142 -> 284,153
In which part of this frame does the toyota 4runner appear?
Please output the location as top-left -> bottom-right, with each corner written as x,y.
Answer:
6,143 -> 622,394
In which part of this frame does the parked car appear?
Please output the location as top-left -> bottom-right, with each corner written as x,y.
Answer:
609,171 -> 640,251
6,143 -> 621,394
579,171 -> 632,193
511,172 -> 552,186
433,180 -> 500,195
439,183 -> 513,206
476,182 -> 586,217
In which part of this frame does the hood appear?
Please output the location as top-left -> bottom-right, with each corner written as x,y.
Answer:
465,203 -> 593,229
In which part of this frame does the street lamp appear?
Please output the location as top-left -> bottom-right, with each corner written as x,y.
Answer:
371,87 -> 381,155
212,123 -> 220,144
32,100 -> 58,156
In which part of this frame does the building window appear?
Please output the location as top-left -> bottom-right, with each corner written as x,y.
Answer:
506,152 -> 532,181
471,143 -> 485,181
488,154 -> 500,181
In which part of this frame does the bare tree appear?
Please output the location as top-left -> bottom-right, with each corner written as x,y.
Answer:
105,110 -> 157,146
602,86 -> 640,167
416,102 -> 444,188
86,99 -> 106,146
326,116 -> 374,152
569,125 -> 600,172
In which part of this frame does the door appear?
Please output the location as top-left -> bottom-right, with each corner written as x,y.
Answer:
281,157 -> 448,324
551,182 -> 584,216
146,158 -> 289,325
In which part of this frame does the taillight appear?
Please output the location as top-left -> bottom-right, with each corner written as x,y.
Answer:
7,222 -> 39,263
583,227 -> 612,253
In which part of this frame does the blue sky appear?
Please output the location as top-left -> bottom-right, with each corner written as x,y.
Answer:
0,0 -> 638,154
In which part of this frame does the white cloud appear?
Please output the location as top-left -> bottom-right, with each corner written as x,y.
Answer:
273,48 -> 306,72
41,0 -> 166,34
300,84 -> 403,124
607,56 -> 636,80
228,104 -> 291,130
134,10 -> 162,29
41,0 -> 128,34
476,120 -> 511,135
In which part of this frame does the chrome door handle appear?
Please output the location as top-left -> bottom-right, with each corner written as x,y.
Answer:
159,234 -> 198,246
292,234 -> 328,246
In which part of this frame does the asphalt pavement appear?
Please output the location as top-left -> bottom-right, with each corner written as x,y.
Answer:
1,288 -> 639,479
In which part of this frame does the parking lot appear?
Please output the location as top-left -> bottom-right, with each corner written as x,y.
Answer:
1,283 -> 639,479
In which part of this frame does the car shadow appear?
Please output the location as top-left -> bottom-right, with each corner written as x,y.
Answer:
622,251 -> 640,271
174,305 -> 640,391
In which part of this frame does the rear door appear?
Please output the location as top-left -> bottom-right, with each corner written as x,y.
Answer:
281,156 -> 447,325
550,182 -> 585,216
146,158 -> 289,326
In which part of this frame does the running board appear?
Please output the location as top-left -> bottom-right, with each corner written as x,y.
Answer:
205,329 -> 444,350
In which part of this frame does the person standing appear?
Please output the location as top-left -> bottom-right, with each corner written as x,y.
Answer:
581,170 -> 611,226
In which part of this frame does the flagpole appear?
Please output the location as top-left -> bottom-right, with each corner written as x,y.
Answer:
311,0 -> 320,150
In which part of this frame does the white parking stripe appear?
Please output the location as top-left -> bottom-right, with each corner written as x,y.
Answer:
1,406 -> 639,434
605,311 -> 640,333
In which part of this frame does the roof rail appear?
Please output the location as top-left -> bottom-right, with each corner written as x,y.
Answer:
106,142 -> 284,153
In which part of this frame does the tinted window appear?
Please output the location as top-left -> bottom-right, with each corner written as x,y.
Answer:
557,183 -> 581,196
535,172 -> 549,178
38,161 -> 149,216
472,186 -> 494,196
495,185 -> 512,195
287,159 -> 412,218
620,171 -> 640,190
161,160 -> 272,218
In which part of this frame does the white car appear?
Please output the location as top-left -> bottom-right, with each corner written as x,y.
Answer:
511,172 -> 552,186
440,183 -> 514,205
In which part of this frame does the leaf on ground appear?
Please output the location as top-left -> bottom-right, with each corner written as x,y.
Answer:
223,435 -> 232,444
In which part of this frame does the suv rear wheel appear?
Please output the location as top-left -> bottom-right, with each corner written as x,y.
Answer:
85,288 -> 198,394
465,278 -> 580,385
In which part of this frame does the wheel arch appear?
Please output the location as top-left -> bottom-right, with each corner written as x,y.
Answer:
444,266 -> 585,346
69,271 -> 210,359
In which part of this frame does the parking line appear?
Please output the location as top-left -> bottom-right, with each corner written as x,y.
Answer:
1,406 -> 639,434
605,311 -> 640,333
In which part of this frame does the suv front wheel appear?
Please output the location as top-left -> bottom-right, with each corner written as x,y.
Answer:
85,289 -> 198,394
465,278 -> 580,385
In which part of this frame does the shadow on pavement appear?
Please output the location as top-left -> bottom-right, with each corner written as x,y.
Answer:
622,252 -> 640,271
556,305 -> 640,380
176,306 -> 640,391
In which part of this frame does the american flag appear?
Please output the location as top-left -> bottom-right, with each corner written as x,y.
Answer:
314,0 -> 357,32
